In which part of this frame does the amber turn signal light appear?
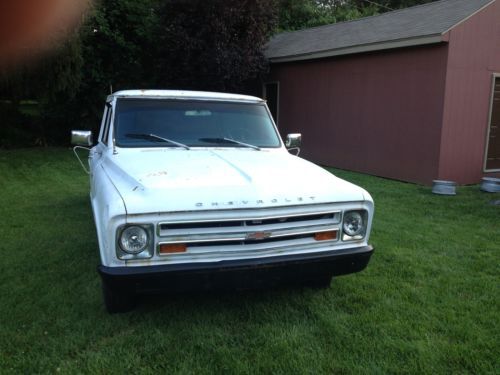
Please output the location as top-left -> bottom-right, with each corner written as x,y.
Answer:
314,230 -> 338,241
159,244 -> 187,254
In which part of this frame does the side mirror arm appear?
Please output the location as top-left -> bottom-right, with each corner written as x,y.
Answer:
71,130 -> 94,174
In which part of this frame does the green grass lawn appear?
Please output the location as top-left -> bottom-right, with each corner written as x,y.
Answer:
0,148 -> 498,374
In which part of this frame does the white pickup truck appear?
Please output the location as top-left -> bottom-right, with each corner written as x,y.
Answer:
71,90 -> 374,313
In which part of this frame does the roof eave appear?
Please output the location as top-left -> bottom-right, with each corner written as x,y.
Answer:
267,34 -> 445,63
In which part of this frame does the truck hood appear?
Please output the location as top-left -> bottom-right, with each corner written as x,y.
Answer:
102,149 -> 366,214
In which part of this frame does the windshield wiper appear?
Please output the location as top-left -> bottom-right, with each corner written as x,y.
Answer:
198,137 -> 260,151
125,133 -> 190,149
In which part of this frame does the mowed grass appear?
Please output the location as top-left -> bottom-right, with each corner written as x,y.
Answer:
0,148 -> 498,374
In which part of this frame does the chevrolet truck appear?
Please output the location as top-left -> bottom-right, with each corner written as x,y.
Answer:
71,90 -> 375,313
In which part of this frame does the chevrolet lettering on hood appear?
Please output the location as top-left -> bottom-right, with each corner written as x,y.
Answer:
195,196 -> 316,208
71,90 -> 375,313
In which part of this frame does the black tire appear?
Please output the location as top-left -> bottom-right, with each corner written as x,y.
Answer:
305,275 -> 332,289
102,282 -> 136,313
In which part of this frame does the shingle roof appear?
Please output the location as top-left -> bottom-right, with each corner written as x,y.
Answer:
266,0 -> 495,62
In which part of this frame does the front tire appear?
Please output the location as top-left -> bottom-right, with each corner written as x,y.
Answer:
102,281 -> 136,313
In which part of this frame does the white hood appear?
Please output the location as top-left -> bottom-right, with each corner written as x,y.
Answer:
102,148 -> 366,215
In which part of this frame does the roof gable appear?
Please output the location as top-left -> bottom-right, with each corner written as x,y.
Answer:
266,0 -> 495,62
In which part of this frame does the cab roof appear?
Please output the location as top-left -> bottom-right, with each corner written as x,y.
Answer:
108,90 -> 264,103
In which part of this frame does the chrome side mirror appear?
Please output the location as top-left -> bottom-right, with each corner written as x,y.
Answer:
71,130 -> 93,147
285,133 -> 301,149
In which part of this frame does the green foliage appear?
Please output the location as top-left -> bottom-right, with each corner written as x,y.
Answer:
384,0 -> 437,9
0,148 -> 499,373
277,0 -> 439,32
0,0 -> 278,146
277,0 -> 376,32
80,0 -> 159,91
56,0 -> 162,135
155,0 -> 277,92
0,35 -> 84,146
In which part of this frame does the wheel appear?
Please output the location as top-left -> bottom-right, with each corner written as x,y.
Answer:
304,275 -> 332,289
102,281 -> 136,313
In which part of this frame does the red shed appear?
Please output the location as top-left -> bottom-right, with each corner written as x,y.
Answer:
265,0 -> 500,185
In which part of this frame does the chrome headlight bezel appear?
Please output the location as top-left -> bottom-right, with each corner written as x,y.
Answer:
116,224 -> 154,260
342,210 -> 368,241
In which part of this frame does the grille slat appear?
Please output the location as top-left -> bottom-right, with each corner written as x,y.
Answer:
187,233 -> 313,248
160,221 -> 243,230
159,210 -> 340,232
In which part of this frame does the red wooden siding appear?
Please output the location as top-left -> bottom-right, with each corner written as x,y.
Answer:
438,0 -> 500,183
268,45 -> 449,184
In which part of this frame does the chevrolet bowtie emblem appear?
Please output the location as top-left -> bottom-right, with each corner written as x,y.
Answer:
245,231 -> 272,241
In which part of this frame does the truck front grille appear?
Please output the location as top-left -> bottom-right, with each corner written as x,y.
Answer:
156,205 -> 342,256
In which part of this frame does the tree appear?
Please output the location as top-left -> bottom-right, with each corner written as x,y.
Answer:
0,0 -> 161,144
369,0 -> 437,10
277,0 -> 439,32
1,0 -> 438,147
80,0 -> 160,90
0,34 -> 84,146
277,0 -> 379,32
156,0 -> 277,92
1,0 -> 280,145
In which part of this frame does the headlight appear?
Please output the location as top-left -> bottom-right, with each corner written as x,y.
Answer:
119,226 -> 149,254
342,210 -> 367,240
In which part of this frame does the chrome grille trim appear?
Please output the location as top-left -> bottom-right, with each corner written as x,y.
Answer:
155,205 -> 343,257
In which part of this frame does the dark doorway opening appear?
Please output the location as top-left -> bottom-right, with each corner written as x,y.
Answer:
264,82 -> 279,125
485,76 -> 500,171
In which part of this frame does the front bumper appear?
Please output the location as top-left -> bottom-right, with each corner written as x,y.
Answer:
98,245 -> 374,293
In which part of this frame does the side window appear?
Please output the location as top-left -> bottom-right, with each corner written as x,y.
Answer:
101,104 -> 112,146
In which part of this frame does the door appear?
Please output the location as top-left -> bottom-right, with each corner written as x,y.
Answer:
485,76 -> 500,171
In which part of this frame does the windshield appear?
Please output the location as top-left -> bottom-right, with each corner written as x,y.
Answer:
114,99 -> 281,148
